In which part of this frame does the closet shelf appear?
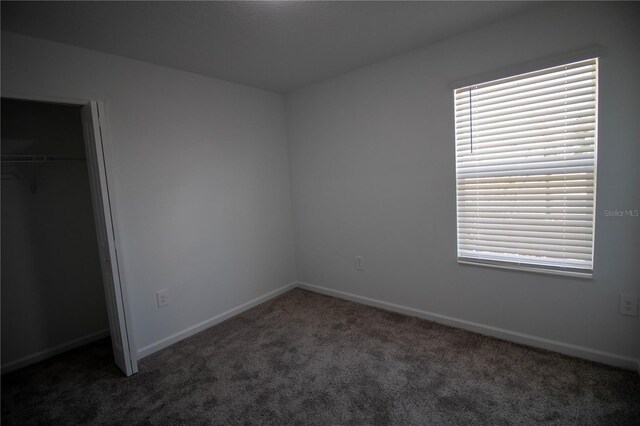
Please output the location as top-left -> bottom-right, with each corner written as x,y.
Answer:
1,155 -> 87,194
1,154 -> 86,163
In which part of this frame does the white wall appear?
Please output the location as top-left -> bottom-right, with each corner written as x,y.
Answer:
1,100 -> 109,369
1,31 -> 297,357
287,2 -> 640,364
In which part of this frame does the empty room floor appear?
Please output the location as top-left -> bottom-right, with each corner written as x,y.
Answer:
2,289 -> 639,425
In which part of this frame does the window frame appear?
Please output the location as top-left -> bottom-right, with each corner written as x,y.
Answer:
453,54 -> 601,279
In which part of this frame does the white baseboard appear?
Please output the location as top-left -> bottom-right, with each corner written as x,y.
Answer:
1,329 -> 110,375
298,282 -> 640,371
137,282 -> 297,359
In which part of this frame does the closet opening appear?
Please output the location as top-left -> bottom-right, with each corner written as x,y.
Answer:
1,97 -> 136,376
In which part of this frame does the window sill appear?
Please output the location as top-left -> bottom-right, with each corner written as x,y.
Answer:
458,258 -> 593,279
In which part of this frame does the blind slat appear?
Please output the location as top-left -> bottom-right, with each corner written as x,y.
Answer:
456,107 -> 596,135
459,244 -> 592,259
457,165 -> 594,179
456,94 -> 596,123
459,234 -> 593,247
459,228 -> 593,239
460,252 -> 592,268
456,122 -> 595,145
455,85 -> 595,115
457,77 -> 596,111
460,62 -> 596,93
455,66 -> 596,102
457,172 -> 594,185
458,185 -> 593,194
457,138 -> 594,157
458,218 -> 593,227
457,132 -> 595,152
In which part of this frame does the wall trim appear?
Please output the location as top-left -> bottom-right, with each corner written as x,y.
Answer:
1,329 -> 110,375
298,281 -> 639,371
137,282 -> 297,359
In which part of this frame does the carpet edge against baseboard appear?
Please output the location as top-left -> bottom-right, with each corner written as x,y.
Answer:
1,329 -> 111,375
297,281 -> 640,371
136,282 -> 298,359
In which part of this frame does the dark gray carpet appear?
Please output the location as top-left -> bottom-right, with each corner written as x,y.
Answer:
2,288 -> 640,425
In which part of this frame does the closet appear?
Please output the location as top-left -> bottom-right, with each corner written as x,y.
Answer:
1,98 -> 110,373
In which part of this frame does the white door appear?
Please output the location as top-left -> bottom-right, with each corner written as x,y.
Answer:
80,101 -> 136,376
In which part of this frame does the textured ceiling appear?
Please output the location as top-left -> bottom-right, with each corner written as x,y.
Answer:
1,1 -> 540,93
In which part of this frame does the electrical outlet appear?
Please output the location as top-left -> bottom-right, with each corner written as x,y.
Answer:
619,294 -> 638,317
355,256 -> 364,271
156,290 -> 169,308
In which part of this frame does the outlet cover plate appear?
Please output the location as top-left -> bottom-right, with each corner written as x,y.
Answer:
619,294 -> 638,317
157,290 -> 169,308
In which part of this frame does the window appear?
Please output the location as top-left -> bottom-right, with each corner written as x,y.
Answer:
454,58 -> 598,277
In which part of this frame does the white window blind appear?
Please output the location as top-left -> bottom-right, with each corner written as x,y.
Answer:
454,58 -> 598,276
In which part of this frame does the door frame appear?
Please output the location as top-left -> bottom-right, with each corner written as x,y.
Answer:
2,90 -> 138,375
